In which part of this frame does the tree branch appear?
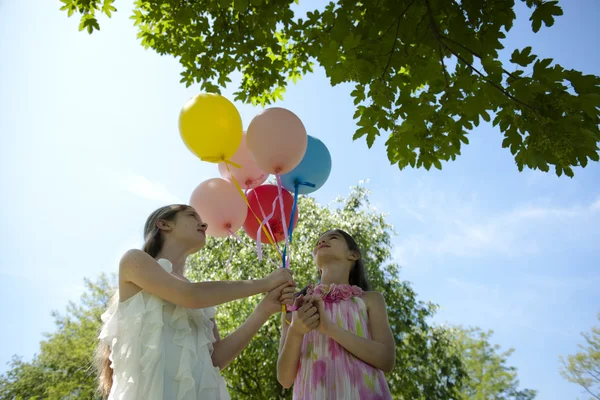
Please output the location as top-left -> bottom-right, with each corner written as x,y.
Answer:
439,39 -> 538,112
582,383 -> 600,400
439,34 -> 519,81
381,0 -> 417,79
424,0 -> 449,87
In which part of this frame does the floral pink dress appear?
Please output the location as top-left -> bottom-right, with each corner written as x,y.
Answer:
292,284 -> 392,400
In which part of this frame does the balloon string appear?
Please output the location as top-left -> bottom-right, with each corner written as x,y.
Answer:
202,156 -> 242,169
256,195 -> 280,261
275,175 -> 292,317
282,181 -> 315,269
253,189 -> 282,259
227,227 -> 280,269
225,163 -> 282,262
225,229 -> 235,273
276,175 -> 290,269
287,184 -> 300,266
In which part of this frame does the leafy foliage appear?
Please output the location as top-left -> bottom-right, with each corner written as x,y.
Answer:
560,313 -> 600,400
61,0 -> 600,177
0,274 -> 114,400
187,184 -> 467,399
1,187 -> 539,399
451,327 -> 537,400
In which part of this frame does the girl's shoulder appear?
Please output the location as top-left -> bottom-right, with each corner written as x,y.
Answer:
361,291 -> 386,310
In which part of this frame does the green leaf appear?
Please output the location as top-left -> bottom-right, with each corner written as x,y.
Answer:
530,1 -> 563,33
510,47 -> 536,67
233,0 -> 246,12
102,0 -> 116,17
580,93 -> 600,118
59,0 -> 76,17
79,14 -> 100,34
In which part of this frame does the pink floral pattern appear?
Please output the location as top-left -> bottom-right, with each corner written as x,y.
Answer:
292,284 -> 392,400
307,283 -> 364,302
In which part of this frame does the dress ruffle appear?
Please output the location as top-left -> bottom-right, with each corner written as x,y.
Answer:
306,283 -> 364,302
99,258 -> 230,399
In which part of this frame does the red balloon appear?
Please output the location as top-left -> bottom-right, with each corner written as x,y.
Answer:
243,184 -> 299,243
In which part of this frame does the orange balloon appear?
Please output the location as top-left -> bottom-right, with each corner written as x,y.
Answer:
246,108 -> 308,174
189,178 -> 247,238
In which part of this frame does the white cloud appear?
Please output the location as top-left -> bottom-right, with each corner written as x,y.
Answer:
438,276 -> 586,338
96,166 -> 183,204
122,174 -> 183,204
388,180 -> 600,265
440,277 -> 536,330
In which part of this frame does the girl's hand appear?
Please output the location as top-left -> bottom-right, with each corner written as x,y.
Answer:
279,285 -> 296,308
257,282 -> 296,316
263,268 -> 295,291
289,295 -> 319,336
314,297 -> 333,335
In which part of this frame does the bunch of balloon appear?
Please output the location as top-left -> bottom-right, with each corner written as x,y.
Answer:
178,94 -> 333,293
245,108 -> 332,271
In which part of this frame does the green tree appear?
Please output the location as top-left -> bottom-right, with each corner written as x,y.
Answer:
0,274 -> 114,400
450,326 -> 536,400
560,313 -> 600,400
1,186 -> 535,400
187,184 -> 467,399
61,0 -> 600,177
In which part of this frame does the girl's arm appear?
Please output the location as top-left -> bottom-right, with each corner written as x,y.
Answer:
120,249 -> 293,309
315,292 -> 395,372
277,296 -> 319,388
211,283 -> 296,370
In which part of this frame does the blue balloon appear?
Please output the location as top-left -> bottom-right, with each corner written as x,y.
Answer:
281,135 -> 331,194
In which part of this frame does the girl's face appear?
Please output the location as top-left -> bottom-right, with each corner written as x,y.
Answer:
314,230 -> 357,267
160,207 -> 208,250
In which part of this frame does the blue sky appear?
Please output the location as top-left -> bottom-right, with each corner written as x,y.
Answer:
1,1 -> 599,399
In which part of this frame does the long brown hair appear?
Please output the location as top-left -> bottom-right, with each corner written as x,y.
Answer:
95,204 -> 191,398
295,229 -> 370,299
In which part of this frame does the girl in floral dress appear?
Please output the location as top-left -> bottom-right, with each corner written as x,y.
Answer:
277,229 -> 395,399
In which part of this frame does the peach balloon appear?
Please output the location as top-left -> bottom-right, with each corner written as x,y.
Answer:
189,178 -> 247,237
246,107 -> 308,175
218,133 -> 269,189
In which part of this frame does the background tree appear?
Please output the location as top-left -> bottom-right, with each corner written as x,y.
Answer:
1,186 -> 540,399
60,0 -> 600,177
560,313 -> 600,400
0,274 -> 114,400
187,184 -> 467,399
450,326 -> 536,400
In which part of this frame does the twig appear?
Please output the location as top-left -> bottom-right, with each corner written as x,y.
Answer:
440,39 -> 538,112
424,0 -> 449,87
439,34 -> 519,81
381,0 -> 418,79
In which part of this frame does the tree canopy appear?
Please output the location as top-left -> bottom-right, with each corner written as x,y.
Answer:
560,313 -> 600,400
61,0 -> 600,177
451,327 -> 537,400
1,186 -> 537,399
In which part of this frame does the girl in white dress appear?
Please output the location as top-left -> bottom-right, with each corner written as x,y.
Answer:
96,204 -> 295,399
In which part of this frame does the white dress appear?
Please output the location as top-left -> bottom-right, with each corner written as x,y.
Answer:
99,258 -> 230,400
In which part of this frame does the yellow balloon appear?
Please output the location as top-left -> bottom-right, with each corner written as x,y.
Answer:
178,93 -> 243,162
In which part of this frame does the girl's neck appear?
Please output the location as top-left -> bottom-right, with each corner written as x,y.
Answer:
319,265 -> 350,286
155,239 -> 191,276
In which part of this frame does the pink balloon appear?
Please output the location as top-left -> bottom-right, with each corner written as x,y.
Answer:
218,133 -> 269,189
246,107 -> 308,175
189,178 -> 247,238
